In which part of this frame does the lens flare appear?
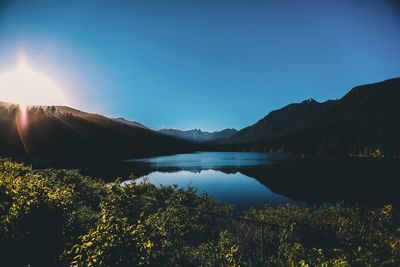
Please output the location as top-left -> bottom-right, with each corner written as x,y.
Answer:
0,56 -> 69,154
15,106 -> 29,153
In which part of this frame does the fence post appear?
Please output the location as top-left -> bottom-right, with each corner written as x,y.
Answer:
261,223 -> 264,264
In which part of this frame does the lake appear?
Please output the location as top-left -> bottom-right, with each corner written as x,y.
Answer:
124,152 -> 299,211
79,151 -> 400,212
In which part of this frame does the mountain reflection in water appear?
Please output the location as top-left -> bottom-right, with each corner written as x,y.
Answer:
76,152 -> 400,212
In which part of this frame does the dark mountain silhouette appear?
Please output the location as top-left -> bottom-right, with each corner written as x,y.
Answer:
227,98 -> 331,143
159,128 -> 237,143
223,78 -> 400,156
0,103 -> 196,160
1,77 -> 399,160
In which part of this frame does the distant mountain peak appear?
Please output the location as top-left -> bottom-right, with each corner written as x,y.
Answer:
159,128 -> 237,142
302,98 -> 318,104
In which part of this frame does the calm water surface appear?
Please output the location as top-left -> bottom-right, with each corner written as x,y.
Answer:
126,152 -> 299,211
129,151 -> 296,169
122,151 -> 400,211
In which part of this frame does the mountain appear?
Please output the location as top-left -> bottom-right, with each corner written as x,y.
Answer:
159,128 -> 237,142
224,78 -> 400,157
113,117 -> 149,129
54,107 -> 147,129
0,103 -> 196,160
227,98 -> 331,143
207,128 -> 238,141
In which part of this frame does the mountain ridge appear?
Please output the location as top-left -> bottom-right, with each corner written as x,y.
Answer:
1,77 -> 399,158
223,77 -> 400,156
159,128 -> 237,142
0,103 -> 196,159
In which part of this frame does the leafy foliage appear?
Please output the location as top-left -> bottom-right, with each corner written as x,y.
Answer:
245,204 -> 400,266
0,159 -> 399,266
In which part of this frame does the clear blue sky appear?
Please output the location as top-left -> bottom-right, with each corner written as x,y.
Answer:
0,0 -> 399,131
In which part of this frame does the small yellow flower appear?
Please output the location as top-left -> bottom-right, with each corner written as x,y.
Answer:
381,204 -> 392,216
145,240 -> 154,249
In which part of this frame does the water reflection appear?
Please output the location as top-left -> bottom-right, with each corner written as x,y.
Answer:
127,151 -> 297,169
80,152 -> 400,210
133,169 -> 292,211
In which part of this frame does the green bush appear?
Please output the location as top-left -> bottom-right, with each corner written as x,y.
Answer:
245,204 -> 400,266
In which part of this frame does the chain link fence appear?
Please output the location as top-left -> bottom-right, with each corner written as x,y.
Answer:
192,209 -> 269,266
133,195 -> 316,266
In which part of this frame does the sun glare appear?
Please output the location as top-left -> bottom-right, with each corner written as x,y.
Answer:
0,61 -> 68,107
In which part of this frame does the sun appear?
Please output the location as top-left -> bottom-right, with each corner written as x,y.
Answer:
0,61 -> 68,107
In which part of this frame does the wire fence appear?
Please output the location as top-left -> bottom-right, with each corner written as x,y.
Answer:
192,209 -> 268,266
128,191 -> 369,266
131,195 -> 325,266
